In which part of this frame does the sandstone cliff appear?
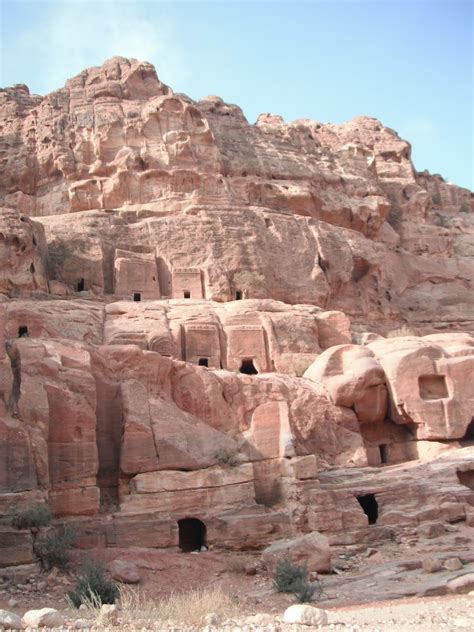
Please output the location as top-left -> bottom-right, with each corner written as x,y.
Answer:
0,58 -> 473,568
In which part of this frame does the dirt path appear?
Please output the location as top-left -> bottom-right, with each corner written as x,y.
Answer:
322,594 -> 474,631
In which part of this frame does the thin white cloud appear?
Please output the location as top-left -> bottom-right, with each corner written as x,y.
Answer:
14,0 -> 187,94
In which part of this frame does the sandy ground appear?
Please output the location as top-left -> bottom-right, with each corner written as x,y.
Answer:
1,520 -> 473,630
322,594 -> 474,631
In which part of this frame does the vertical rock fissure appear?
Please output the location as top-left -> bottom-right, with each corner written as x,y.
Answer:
94,376 -> 124,513
6,341 -> 21,416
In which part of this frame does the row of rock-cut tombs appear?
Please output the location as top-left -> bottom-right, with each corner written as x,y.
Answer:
124,322 -> 272,375
65,249 -> 258,301
8,319 -> 307,376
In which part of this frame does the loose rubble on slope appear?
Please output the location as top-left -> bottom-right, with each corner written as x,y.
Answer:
0,57 -> 473,630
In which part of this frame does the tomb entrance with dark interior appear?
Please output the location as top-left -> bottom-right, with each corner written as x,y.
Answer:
357,493 -> 378,524
178,517 -> 207,552
462,418 -> 474,443
239,358 -> 258,375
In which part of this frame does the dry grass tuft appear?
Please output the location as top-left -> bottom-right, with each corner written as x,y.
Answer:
386,324 -> 415,338
118,585 -> 241,626
223,553 -> 253,574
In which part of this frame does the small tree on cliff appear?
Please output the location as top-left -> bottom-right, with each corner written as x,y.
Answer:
232,271 -> 266,298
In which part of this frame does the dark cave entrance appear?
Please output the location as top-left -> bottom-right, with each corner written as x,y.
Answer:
178,518 -> 207,552
463,418 -> 474,440
18,326 -> 28,338
183,290 -> 191,299
133,292 -> 141,302
76,278 -> 85,292
239,358 -> 258,375
457,468 -> 474,490
379,444 -> 388,464
357,493 -> 378,524
198,358 -> 209,367
235,290 -> 242,300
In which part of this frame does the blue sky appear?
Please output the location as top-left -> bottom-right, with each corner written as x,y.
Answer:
1,0 -> 472,189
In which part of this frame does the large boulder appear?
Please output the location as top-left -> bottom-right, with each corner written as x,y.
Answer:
447,573 -> 474,594
304,344 -> 388,423
0,609 -> 22,629
282,604 -> 328,626
22,608 -> 64,628
110,559 -> 140,584
369,334 -> 474,439
262,532 -> 331,573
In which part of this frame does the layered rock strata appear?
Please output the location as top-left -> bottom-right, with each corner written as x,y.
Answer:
0,57 -> 473,569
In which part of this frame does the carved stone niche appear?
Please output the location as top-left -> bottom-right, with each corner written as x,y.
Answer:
182,323 -> 221,369
171,267 -> 203,299
114,249 -> 160,300
225,325 -> 269,374
148,332 -> 177,358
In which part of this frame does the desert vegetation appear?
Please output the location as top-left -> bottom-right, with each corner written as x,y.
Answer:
35,525 -> 76,570
68,562 -> 119,607
11,505 -> 52,530
273,557 -> 322,603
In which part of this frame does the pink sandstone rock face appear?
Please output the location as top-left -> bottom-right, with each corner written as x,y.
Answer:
304,344 -> 388,424
0,208 -> 49,296
0,57 -> 472,330
0,57 -> 473,568
368,334 -> 474,440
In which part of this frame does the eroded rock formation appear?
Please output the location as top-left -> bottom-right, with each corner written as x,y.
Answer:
0,57 -> 473,570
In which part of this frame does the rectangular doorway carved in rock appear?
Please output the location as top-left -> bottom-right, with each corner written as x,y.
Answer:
419,374 -> 449,400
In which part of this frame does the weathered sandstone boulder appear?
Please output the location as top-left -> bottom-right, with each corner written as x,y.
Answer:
447,573 -> 474,594
0,609 -> 22,630
282,604 -> 328,626
262,532 -> 331,573
304,344 -> 388,423
110,559 -> 140,583
369,334 -> 474,439
22,607 -> 64,628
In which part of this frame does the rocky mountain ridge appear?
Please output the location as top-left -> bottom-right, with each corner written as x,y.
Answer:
0,57 -> 473,578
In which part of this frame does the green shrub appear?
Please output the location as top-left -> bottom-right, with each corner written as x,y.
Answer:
48,239 -> 73,275
213,448 -> 234,466
432,193 -> 442,206
294,579 -> 317,603
36,525 -> 76,570
11,505 -> 52,529
273,556 -> 307,592
272,557 -> 320,603
459,201 -> 470,213
233,271 -> 265,297
68,562 -> 119,607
